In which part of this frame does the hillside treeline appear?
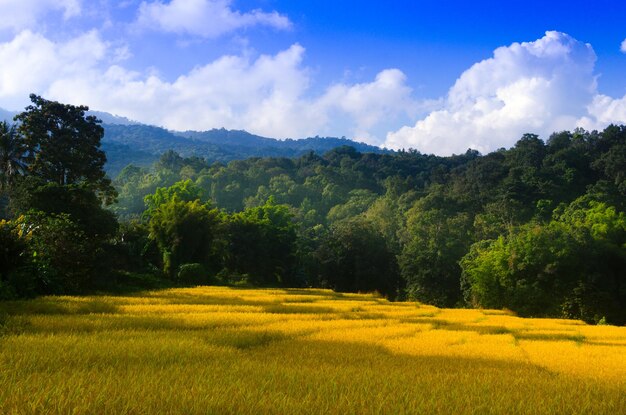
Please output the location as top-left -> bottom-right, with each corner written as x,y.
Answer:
1,95 -> 625,324
110,126 -> 626,324
101,123 -> 389,176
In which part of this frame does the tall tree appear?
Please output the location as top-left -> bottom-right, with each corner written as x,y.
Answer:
15,94 -> 115,202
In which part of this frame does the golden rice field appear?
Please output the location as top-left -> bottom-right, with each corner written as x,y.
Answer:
0,287 -> 625,414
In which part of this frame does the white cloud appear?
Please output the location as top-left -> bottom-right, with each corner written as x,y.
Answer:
137,0 -> 291,38
385,31 -> 605,155
0,30 -> 105,109
2,29 -> 624,149
316,69 -> 418,142
0,0 -> 81,33
579,94 -> 626,129
45,43 -> 321,138
0,29 -> 414,142
621,38 -> 626,53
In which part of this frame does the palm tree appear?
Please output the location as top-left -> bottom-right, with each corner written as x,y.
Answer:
0,121 -> 27,192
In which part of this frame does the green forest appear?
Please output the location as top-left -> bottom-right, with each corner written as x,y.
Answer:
1,95 -> 625,325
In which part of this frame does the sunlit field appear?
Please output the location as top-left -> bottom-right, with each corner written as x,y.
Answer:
1,287 -> 625,414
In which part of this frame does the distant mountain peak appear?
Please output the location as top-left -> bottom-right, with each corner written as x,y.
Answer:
88,111 -> 141,126
0,107 -> 17,123
1,106 -> 141,126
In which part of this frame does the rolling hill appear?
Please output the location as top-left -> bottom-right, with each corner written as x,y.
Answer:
102,124 -> 390,176
1,107 -> 391,177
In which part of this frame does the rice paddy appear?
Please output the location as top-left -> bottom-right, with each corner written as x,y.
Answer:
0,286 -> 625,414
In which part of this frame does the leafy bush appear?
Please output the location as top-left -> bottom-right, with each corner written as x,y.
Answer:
23,211 -> 103,294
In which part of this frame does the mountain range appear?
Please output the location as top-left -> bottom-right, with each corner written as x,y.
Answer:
1,108 -> 390,177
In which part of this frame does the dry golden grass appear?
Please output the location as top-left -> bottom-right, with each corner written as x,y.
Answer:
1,286 -> 625,414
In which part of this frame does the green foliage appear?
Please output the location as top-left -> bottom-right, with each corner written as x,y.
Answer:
0,96 -> 123,297
0,219 -> 28,292
102,123 -> 389,177
0,121 -> 26,194
327,189 -> 378,223
8,97 -> 626,320
15,94 -> 116,202
558,199 -> 626,324
460,223 -> 578,315
400,191 -> 473,307
558,198 -> 626,242
105,124 -> 626,311
143,179 -> 204,218
592,124 -> 626,195
315,218 -> 401,298
112,165 -> 178,218
223,198 -> 298,286
148,198 -> 221,278
10,177 -> 118,239
461,198 -> 626,324
364,194 -> 404,255
106,221 -> 159,275
18,211 -> 105,295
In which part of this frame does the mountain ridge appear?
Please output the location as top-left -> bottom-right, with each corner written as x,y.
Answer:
0,108 -> 17,122
1,107 -> 391,177
103,123 -> 390,176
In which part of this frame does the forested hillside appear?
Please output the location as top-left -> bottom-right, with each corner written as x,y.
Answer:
102,124 -> 389,176
1,96 -> 624,325
3,107 -> 390,177
111,126 -> 626,324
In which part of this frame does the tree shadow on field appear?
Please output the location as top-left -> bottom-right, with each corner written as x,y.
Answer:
226,338 -> 625,415
272,337 -> 550,375
0,290 -> 599,348
1,334 -> 623,415
141,287 -> 341,307
399,317 -> 589,343
0,297 -> 119,316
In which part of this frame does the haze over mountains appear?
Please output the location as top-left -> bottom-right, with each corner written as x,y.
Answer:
0,108 -> 16,123
1,107 -> 389,176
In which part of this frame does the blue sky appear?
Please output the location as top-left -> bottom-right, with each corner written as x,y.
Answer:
0,0 -> 625,154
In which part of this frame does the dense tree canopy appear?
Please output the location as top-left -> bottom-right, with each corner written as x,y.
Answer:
461,198 -> 626,324
315,218 -> 401,298
107,123 -> 625,324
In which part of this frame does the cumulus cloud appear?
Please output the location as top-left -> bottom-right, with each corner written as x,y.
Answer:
316,69 -> 418,141
385,31 -> 607,155
0,30 -> 105,109
46,43 -> 324,138
579,94 -> 626,130
0,0 -> 81,33
0,30 -> 413,142
136,0 -> 291,38
621,38 -> 626,53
